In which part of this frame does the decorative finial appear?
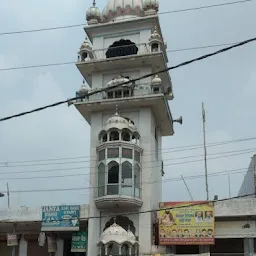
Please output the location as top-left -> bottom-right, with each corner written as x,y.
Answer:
93,0 -> 96,7
113,217 -> 117,224
128,225 -> 130,231
115,105 -> 119,116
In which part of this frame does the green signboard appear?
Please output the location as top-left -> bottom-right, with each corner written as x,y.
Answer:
71,231 -> 88,253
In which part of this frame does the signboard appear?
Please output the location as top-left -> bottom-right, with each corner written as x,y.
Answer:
47,236 -> 57,253
71,231 -> 88,252
41,205 -> 80,231
158,201 -> 215,245
7,234 -> 18,247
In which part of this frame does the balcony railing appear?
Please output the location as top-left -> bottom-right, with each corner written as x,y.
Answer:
98,184 -> 141,199
75,83 -> 166,104
78,43 -> 150,63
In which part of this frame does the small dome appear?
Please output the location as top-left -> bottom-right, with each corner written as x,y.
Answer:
143,0 -> 159,15
102,0 -> 144,22
78,81 -> 91,95
151,75 -> 162,87
79,40 -> 92,52
103,108 -> 137,132
149,26 -> 162,43
107,75 -> 131,88
99,222 -> 137,245
86,1 -> 101,25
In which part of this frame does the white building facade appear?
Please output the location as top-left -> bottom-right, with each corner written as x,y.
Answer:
72,0 -> 175,255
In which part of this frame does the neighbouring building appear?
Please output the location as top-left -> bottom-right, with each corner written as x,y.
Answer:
238,154 -> 256,198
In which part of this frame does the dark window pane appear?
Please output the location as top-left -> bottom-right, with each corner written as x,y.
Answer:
98,149 -> 105,161
134,151 -> 140,162
107,148 -> 119,158
122,148 -> 133,159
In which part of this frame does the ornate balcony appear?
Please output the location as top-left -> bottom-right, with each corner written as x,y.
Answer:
76,41 -> 170,87
72,83 -> 174,136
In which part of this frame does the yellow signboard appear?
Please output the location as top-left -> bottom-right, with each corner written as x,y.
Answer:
158,201 -> 215,245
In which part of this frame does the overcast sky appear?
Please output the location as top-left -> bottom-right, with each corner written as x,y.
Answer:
0,0 -> 255,208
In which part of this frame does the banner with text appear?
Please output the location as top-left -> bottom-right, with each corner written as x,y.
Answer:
158,201 -> 215,245
71,231 -> 88,252
41,205 -> 80,231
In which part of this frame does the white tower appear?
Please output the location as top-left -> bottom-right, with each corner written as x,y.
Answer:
72,0 -> 177,255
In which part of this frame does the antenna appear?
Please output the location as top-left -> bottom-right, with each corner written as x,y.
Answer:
181,175 -> 193,201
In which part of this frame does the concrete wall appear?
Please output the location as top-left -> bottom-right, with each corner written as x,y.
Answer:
215,198 -> 256,217
238,155 -> 256,197
215,220 -> 256,238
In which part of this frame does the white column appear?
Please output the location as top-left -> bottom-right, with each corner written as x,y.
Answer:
19,235 -> 28,256
55,239 -> 64,256
244,238 -> 254,256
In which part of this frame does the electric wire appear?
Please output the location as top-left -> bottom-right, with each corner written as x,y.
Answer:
0,0 -> 253,37
0,36 -> 255,123
1,136 -> 256,165
0,147 -> 255,170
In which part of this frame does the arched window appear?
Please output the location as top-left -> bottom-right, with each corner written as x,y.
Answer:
122,130 -> 131,142
121,244 -> 129,256
134,164 -> 141,198
122,161 -> 133,196
151,43 -> 159,52
98,163 -> 105,197
110,130 -> 119,141
106,39 -> 138,59
108,161 -> 119,195
108,243 -> 119,255
99,130 -> 107,143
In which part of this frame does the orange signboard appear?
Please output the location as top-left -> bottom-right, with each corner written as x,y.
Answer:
158,201 -> 215,245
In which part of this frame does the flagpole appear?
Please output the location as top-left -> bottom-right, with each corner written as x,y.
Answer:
202,102 -> 209,201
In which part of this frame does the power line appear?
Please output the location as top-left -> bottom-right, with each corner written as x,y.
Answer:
0,146 -> 255,168
0,149 -> 253,177
1,136 -> 256,165
0,164 -> 250,182
0,0 -> 253,37
0,36 -> 255,123
0,41 -> 248,74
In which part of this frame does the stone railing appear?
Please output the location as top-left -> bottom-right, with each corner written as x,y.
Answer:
78,43 -> 151,62
74,83 -> 167,104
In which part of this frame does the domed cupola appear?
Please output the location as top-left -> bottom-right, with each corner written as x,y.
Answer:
149,26 -> 164,53
102,0 -> 144,23
77,80 -> 91,96
103,110 -> 137,133
98,220 -> 137,245
143,0 -> 159,16
77,39 -> 94,62
86,0 -> 101,25
107,75 -> 131,88
151,75 -> 162,93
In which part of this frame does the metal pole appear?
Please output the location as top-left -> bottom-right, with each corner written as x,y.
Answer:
11,224 -> 16,256
228,174 -> 231,197
181,175 -> 194,201
202,102 -> 209,201
7,183 -> 10,208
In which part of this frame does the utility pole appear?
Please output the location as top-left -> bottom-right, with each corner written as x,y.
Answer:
7,183 -> 10,208
202,102 -> 209,201
228,175 -> 231,197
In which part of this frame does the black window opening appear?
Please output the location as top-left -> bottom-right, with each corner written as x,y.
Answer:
106,39 -> 138,59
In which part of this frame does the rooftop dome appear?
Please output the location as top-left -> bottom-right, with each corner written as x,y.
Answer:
98,222 -> 137,245
107,75 -> 131,88
103,107 -> 137,132
102,0 -> 144,22
86,0 -> 101,25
